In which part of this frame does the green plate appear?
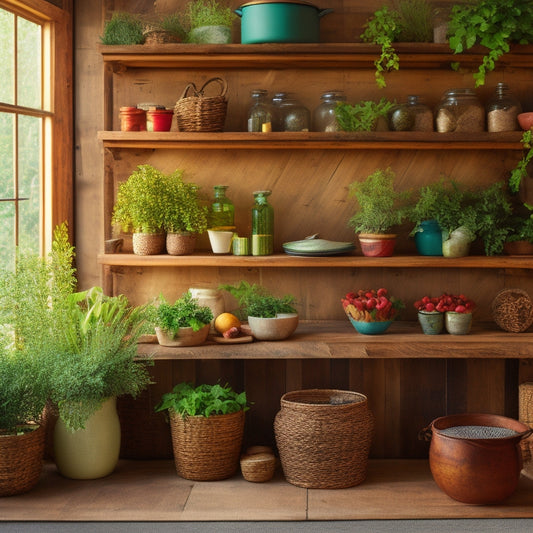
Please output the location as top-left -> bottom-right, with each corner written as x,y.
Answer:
282,239 -> 355,256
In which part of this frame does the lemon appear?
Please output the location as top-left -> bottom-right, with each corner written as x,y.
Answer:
214,312 -> 241,334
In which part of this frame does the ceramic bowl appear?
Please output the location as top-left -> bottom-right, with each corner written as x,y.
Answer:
518,112 -> 533,131
247,314 -> 299,341
348,317 -> 392,335
155,325 -> 210,347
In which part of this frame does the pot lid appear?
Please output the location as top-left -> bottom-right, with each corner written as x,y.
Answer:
240,0 -> 319,8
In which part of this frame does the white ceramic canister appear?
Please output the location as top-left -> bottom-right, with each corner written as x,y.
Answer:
189,287 -> 225,333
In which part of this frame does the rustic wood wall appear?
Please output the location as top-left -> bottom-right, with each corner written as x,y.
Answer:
76,0 -> 533,460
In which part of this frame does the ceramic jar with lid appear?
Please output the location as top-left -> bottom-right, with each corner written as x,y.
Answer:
247,89 -> 273,132
435,89 -> 485,133
486,82 -> 522,132
188,287 -> 225,333
313,90 -> 346,132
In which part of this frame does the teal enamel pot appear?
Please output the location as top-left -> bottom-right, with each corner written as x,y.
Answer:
235,1 -> 333,44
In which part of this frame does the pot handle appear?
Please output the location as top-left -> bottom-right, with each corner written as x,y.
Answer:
234,8 -> 242,17
418,424 -> 432,442
319,8 -> 333,17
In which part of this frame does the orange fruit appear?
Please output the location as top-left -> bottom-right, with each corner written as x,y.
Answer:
214,312 -> 241,334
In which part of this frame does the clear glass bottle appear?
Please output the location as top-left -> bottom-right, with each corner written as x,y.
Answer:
313,91 -> 347,132
486,82 -> 522,132
279,98 -> 310,132
390,96 -> 433,132
247,89 -> 273,132
251,190 -> 274,256
271,92 -> 289,132
435,88 -> 485,133
209,185 -> 235,230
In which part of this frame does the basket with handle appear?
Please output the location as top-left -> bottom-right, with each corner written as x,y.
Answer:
174,77 -> 228,132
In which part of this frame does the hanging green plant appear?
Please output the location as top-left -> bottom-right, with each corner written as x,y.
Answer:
448,0 -> 533,87
509,130 -> 533,194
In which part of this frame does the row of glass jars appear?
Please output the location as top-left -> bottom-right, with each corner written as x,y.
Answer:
247,83 -> 523,134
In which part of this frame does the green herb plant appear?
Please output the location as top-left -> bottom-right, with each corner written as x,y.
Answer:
159,12 -> 187,40
101,12 -> 145,45
155,382 -> 249,418
448,0 -> 533,87
509,129 -> 533,194
361,0 -> 433,88
219,281 -> 297,320
506,203 -> 533,243
183,0 -> 236,30
153,291 -> 213,337
335,99 -> 395,131
348,168 -> 412,234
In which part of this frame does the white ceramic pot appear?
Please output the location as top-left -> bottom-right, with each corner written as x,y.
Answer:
247,313 -> 299,341
155,324 -> 210,347
208,229 -> 234,254
54,397 -> 120,480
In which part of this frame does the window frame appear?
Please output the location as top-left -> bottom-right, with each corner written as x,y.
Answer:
0,0 -> 73,253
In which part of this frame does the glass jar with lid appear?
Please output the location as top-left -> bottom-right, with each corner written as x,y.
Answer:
313,91 -> 347,132
435,88 -> 485,133
271,92 -> 289,131
486,82 -> 522,132
389,95 -> 433,132
247,89 -> 273,132
279,98 -> 310,132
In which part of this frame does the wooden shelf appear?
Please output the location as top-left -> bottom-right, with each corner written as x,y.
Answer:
100,42 -> 533,70
2,459 -> 533,521
98,252 -> 533,269
98,131 -> 525,150
136,320 -> 533,360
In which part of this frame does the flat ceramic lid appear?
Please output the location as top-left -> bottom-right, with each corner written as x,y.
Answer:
283,238 -> 355,256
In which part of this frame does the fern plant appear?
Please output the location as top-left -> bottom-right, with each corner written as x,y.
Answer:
335,99 -> 394,131
509,130 -> 533,194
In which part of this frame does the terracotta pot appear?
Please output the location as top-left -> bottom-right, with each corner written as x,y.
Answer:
132,232 -> 165,255
358,233 -> 396,257
247,313 -> 299,341
166,232 -> 196,256
155,324 -> 210,347
427,413 -> 532,504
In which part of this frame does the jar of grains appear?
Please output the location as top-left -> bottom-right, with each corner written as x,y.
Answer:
389,95 -> 433,132
435,89 -> 485,133
486,82 -> 522,132
313,91 -> 347,132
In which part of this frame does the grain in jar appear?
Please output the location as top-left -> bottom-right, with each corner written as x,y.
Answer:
389,95 -> 433,132
435,88 -> 485,133
486,82 -> 522,132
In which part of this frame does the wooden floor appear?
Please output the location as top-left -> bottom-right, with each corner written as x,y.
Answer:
2,460 -> 533,521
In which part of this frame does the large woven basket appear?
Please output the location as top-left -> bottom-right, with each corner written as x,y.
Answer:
519,382 -> 533,476
492,288 -> 533,333
174,77 -> 228,132
274,389 -> 374,489
169,409 -> 244,481
0,423 -> 45,496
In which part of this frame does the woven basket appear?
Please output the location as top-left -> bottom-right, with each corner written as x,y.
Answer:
492,288 -> 533,333
144,30 -> 181,45
174,77 -> 228,132
274,389 -> 374,489
0,423 -> 45,496
519,382 -> 533,471
240,452 -> 277,483
169,409 -> 244,481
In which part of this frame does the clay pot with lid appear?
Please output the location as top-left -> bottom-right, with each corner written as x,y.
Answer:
425,413 -> 532,504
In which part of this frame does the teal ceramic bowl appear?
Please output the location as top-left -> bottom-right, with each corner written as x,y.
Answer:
348,317 -> 393,335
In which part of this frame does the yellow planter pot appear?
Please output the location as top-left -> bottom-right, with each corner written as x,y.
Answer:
54,397 -> 121,479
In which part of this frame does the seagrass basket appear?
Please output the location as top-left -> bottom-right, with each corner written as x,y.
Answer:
144,30 -> 181,45
274,389 -> 374,489
169,409 -> 244,481
174,77 -> 228,132
240,452 -> 277,483
491,288 -> 533,333
519,382 -> 533,476
0,423 -> 45,496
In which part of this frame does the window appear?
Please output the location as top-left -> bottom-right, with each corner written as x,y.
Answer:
0,0 -> 72,269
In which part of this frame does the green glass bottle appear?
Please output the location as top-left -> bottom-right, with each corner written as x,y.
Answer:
251,190 -> 273,256
209,185 -> 235,231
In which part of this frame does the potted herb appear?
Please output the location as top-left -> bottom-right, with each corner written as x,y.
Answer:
220,281 -> 298,341
509,129 -> 533,194
183,0 -> 236,44
504,202 -> 533,255
49,285 -> 153,479
348,168 -> 412,256
155,382 -> 249,480
163,171 -> 209,256
111,164 -> 170,255
143,12 -> 186,44
361,0 -> 433,88
0,224 -> 76,495
151,291 -> 213,347
335,98 -> 394,132
448,0 -> 533,87
101,12 -> 145,45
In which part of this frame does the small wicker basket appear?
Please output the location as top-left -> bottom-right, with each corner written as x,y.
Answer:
491,288 -> 533,333
174,77 -> 228,132
240,452 -> 276,483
